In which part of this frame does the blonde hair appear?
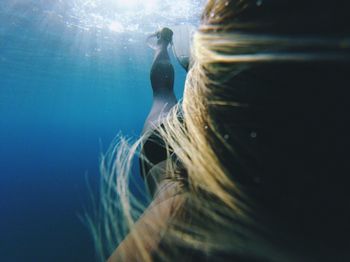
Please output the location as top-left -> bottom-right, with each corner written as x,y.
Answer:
84,1 -> 350,261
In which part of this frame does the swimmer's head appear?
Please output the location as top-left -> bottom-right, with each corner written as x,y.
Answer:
157,27 -> 173,44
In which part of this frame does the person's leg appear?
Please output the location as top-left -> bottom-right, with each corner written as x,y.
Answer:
142,28 -> 177,135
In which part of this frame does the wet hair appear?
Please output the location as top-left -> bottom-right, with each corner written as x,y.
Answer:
86,1 -> 350,261
158,27 -> 173,43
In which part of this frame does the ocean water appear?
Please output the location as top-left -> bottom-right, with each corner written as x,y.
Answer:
0,1 -> 203,261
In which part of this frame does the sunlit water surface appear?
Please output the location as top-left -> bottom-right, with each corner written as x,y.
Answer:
0,1 -> 204,261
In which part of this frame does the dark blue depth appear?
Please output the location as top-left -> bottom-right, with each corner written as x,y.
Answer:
0,2 -> 187,261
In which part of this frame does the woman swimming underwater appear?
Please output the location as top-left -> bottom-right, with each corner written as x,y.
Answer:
90,1 -> 350,261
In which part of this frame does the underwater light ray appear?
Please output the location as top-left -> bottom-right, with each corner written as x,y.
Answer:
1,0 -> 205,66
64,0 -> 205,33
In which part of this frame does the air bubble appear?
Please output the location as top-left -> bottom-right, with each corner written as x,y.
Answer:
224,134 -> 230,140
250,131 -> 257,138
256,0 -> 263,6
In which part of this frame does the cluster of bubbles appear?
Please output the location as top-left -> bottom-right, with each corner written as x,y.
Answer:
60,0 -> 205,35
1,0 -> 205,59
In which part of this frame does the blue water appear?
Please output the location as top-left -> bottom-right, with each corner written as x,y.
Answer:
0,1 -> 202,261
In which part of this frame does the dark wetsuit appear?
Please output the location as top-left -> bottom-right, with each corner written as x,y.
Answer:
140,130 -> 168,196
139,28 -> 184,197
140,123 -> 185,198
